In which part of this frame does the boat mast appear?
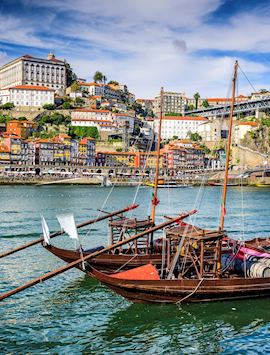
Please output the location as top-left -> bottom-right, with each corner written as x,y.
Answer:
219,60 -> 238,230
151,87 -> 164,223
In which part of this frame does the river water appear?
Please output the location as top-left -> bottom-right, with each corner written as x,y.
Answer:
1,185 -> 270,354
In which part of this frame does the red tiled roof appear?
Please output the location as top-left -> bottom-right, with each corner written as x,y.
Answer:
73,108 -> 110,113
10,85 -> 54,91
238,121 -> 258,127
0,144 -> 10,153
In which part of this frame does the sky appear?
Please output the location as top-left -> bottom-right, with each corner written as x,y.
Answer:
0,0 -> 270,98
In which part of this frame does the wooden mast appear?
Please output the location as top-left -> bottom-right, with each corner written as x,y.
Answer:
219,60 -> 238,230
151,87 -> 164,223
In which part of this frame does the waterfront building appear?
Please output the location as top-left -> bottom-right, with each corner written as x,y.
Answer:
3,134 -> 22,164
0,53 -> 66,95
0,85 -> 55,107
78,138 -> 96,166
154,116 -> 208,140
0,143 -> 10,164
95,151 -> 136,167
154,91 -> 186,116
163,140 -> 205,170
134,151 -> 162,169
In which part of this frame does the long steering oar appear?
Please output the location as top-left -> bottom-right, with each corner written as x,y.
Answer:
0,204 -> 139,259
0,210 -> 196,302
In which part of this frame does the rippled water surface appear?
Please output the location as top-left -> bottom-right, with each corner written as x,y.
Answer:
1,185 -> 270,354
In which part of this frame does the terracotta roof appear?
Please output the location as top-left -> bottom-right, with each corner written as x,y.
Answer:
0,144 -> 10,153
238,121 -> 258,127
79,82 -> 103,87
114,113 -> 134,117
73,108 -> 110,113
10,85 -> 54,91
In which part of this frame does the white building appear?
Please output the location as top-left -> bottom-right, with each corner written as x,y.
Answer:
0,53 -> 66,95
154,91 -> 187,116
0,85 -> 54,107
197,120 -> 221,142
113,113 -> 135,133
154,116 -> 208,140
71,108 -> 115,133
78,82 -> 122,101
71,108 -> 113,122
233,121 -> 259,144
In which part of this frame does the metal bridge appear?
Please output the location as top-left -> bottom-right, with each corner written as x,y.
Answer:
185,97 -> 270,117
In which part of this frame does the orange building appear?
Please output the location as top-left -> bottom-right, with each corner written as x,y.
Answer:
6,120 -> 35,139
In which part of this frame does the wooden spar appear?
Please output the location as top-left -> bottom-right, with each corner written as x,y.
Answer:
219,60 -> 238,231
0,204 -> 139,259
0,209 -> 196,302
151,87 -> 164,223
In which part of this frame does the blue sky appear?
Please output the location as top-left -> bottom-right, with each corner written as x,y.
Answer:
0,0 -> 270,98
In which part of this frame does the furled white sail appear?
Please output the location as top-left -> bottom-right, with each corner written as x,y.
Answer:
57,214 -> 79,241
41,216 -> 50,245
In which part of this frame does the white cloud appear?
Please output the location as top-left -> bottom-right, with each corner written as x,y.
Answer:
1,0 -> 270,97
0,51 -> 8,65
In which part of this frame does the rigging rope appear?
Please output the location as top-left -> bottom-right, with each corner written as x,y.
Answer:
176,278 -> 204,304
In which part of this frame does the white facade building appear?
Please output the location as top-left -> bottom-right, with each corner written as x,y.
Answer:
113,113 -> 135,133
71,108 -> 113,123
154,91 -> 187,116
78,82 -> 122,100
154,116 -> 208,140
0,85 -> 54,107
0,53 -> 66,95
233,121 -> 259,144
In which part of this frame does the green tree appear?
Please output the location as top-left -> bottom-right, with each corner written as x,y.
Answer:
69,126 -> 99,139
40,113 -> 71,125
193,92 -> 200,109
202,99 -> 209,108
188,104 -> 195,111
93,71 -> 104,83
259,89 -> 269,93
108,80 -> 119,85
165,112 -> 182,116
0,114 -> 11,123
188,132 -> 202,141
62,101 -> 72,109
65,60 -> 77,87
74,97 -> 85,106
43,103 -> 55,110
0,102 -> 15,110
70,81 -> 81,92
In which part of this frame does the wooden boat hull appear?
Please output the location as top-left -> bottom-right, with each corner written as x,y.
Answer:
45,245 -> 165,273
91,267 -> 270,303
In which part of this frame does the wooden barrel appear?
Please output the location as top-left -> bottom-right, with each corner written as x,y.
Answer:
248,262 -> 270,278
